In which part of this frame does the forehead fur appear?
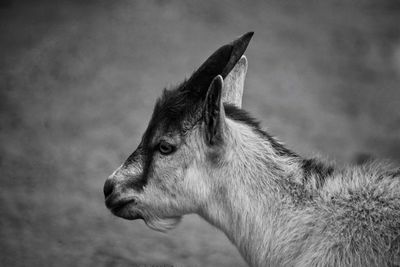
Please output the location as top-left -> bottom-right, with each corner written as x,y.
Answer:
145,83 -> 201,142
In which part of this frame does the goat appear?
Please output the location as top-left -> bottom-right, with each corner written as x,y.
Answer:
104,32 -> 400,267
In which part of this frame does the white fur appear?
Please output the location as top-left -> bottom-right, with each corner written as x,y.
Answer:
223,55 -> 247,107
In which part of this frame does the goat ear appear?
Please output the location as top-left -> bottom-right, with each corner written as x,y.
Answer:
203,75 -> 225,146
222,55 -> 248,108
185,32 -> 254,99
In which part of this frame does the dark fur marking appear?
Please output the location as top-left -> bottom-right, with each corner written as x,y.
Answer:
124,84 -> 202,191
203,76 -> 224,146
123,144 -> 148,191
301,158 -> 334,189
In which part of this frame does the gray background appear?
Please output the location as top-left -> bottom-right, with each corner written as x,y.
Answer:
1,1 -> 400,266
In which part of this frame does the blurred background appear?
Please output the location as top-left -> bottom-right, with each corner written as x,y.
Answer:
1,0 -> 400,266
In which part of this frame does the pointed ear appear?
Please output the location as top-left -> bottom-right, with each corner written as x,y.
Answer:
203,75 -> 225,146
185,32 -> 254,99
222,55 -> 248,108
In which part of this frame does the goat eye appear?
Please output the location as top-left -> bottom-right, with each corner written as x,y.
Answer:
158,141 -> 174,155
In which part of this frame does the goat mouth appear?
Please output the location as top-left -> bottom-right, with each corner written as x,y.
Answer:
106,198 -> 143,220
110,201 -> 130,213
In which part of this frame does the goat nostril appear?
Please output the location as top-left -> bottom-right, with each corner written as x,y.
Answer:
103,179 -> 114,198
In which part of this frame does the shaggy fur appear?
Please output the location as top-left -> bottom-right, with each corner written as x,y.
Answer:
200,117 -> 400,267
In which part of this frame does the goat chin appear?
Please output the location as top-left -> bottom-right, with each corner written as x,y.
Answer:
144,216 -> 182,232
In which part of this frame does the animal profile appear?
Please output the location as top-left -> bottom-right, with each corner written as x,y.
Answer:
104,32 -> 400,267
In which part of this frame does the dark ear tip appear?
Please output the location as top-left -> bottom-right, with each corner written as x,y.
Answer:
220,32 -> 254,78
211,75 -> 224,87
187,32 -> 254,94
243,31 -> 255,40
234,31 -> 254,47
208,75 -> 224,95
